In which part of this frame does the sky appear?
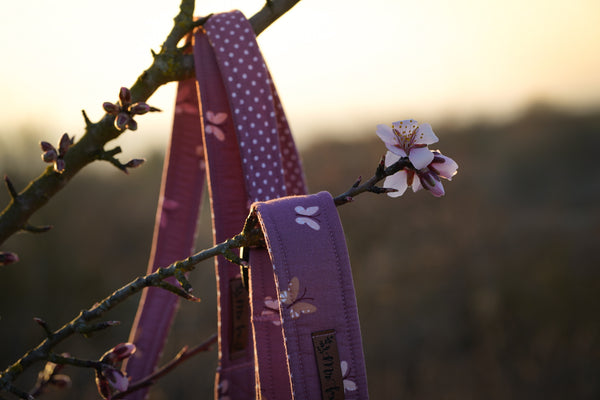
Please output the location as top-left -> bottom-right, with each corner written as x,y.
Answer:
1,0 -> 599,153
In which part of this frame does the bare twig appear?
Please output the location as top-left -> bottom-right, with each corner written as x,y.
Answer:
333,156 -> 413,206
0,230 -> 256,394
112,334 -> 218,399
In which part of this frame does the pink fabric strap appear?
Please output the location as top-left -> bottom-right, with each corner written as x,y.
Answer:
125,75 -> 207,399
250,192 -> 369,399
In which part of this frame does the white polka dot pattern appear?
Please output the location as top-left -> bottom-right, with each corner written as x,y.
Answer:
205,11 -> 306,201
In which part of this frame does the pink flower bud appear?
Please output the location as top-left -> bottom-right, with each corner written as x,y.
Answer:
40,141 -> 55,152
42,149 -> 58,163
0,252 -> 19,266
118,87 -> 131,107
129,102 -> 150,115
54,159 -> 66,173
58,133 -> 71,157
115,112 -> 130,131
103,102 -> 120,115
126,118 -> 138,131
101,342 -> 136,365
124,159 -> 144,169
110,343 -> 136,361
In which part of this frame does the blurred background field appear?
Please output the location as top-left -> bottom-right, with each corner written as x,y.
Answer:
1,103 -> 599,399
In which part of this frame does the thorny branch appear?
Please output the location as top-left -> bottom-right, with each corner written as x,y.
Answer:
0,0 -> 303,247
112,334 -> 218,399
0,152 -> 411,397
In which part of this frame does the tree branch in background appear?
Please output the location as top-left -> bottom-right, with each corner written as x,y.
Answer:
0,152 -> 411,397
0,0 -> 303,247
112,334 -> 218,399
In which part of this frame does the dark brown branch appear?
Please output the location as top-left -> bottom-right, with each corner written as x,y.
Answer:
112,334 -> 218,399
249,0 -> 302,35
0,231 -> 254,393
0,150 -> 399,394
0,0 -> 302,247
333,156 -> 413,206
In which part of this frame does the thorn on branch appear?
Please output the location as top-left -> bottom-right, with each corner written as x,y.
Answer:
154,281 -> 201,302
375,154 -> 386,178
352,176 -> 362,188
174,269 -> 193,293
82,109 -> 92,128
222,247 -> 243,265
33,317 -> 53,337
191,13 -> 214,29
98,147 -> 145,174
22,224 -> 53,234
4,175 -> 19,200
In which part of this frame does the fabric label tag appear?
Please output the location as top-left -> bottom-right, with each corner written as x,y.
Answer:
312,329 -> 344,400
229,278 -> 249,359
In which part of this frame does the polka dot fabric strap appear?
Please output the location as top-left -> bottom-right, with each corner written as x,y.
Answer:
203,11 -> 306,202
196,10 -> 308,400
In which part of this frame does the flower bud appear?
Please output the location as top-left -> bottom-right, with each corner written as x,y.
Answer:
101,342 -> 136,364
58,133 -> 71,157
129,102 -> 150,115
42,149 -> 58,163
54,159 -> 66,173
115,112 -> 130,131
40,141 -> 55,152
103,102 -> 120,115
118,87 -> 131,107
126,118 -> 138,131
0,252 -> 19,266
124,159 -> 144,169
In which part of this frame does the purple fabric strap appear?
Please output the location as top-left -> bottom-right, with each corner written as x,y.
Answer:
126,10 -> 368,400
250,192 -> 369,400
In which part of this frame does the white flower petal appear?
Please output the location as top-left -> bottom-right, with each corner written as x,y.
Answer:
408,147 -> 435,170
341,361 -> 349,376
392,119 -> 419,134
375,124 -> 396,145
433,154 -> 459,180
414,123 -> 439,145
386,145 -> 408,158
412,174 -> 423,192
384,151 -> 401,167
383,170 -> 408,197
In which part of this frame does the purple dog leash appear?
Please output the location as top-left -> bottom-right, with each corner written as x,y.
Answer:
126,11 -> 368,399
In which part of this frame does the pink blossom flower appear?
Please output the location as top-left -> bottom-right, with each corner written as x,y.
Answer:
384,150 -> 458,197
376,119 -> 439,169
